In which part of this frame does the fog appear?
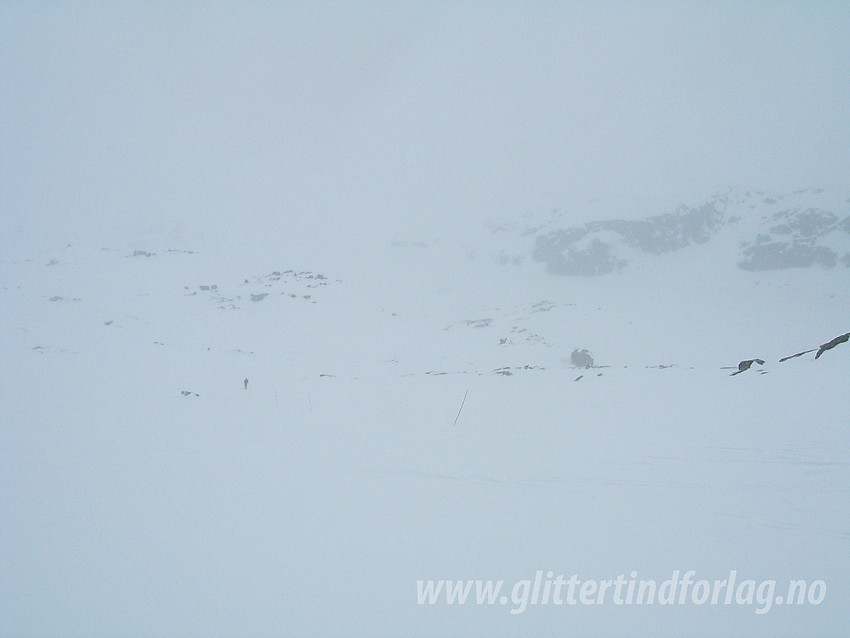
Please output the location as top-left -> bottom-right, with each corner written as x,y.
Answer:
2,5 -> 850,636
3,2 -> 849,251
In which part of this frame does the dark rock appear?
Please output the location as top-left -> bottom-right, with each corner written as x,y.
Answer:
730,359 -> 765,376
570,349 -> 594,368
815,332 -> 850,359
779,349 -> 816,362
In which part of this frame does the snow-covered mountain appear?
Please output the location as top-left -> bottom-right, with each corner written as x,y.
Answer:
484,187 -> 850,276
2,188 -> 848,637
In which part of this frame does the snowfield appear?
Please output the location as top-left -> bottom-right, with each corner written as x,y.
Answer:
2,190 -> 848,636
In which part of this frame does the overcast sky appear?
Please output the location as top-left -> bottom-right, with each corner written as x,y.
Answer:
2,2 -> 848,249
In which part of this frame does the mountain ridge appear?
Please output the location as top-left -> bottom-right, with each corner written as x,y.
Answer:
481,188 -> 850,276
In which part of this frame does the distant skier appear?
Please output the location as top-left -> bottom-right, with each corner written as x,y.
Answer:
243,378 -> 249,389
815,332 -> 850,359
730,359 -> 764,376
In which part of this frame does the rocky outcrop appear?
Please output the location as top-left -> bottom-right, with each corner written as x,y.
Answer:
738,208 -> 848,271
815,332 -> 850,359
777,331 -> 849,363
533,201 -> 724,275
521,190 -> 850,276
778,349 -> 815,363
730,359 -> 765,376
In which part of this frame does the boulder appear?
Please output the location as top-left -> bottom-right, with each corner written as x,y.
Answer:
570,349 -> 594,369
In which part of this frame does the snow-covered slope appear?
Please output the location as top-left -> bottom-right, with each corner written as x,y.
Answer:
1,189 -> 848,637
481,187 -> 850,276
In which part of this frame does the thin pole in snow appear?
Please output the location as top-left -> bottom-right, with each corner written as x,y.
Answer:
452,389 -> 469,427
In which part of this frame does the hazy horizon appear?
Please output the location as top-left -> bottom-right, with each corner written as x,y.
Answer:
3,2 -> 849,251
2,6 -> 849,636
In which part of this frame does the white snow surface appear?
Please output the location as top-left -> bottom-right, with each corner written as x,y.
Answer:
1,192 -> 848,637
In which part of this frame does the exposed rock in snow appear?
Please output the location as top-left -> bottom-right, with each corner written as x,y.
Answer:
570,348 -> 594,368
482,189 -> 850,275
815,332 -> 850,359
730,358 -> 765,376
